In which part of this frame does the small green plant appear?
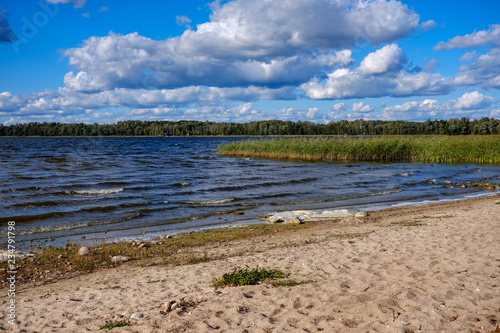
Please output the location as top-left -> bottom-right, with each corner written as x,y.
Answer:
270,279 -> 313,287
149,280 -> 160,283
212,266 -> 285,287
100,321 -> 131,330
348,241 -> 355,244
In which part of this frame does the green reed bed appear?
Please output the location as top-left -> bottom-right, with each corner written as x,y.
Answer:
217,136 -> 500,164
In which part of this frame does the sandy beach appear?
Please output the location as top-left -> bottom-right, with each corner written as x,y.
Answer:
1,194 -> 499,332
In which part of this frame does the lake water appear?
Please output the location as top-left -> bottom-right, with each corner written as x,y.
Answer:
1,137 -> 499,249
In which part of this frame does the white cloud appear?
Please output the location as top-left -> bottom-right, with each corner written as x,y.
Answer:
128,107 -> 179,116
358,44 -> 406,75
301,44 -> 453,99
424,58 -> 440,72
453,91 -> 495,109
352,102 -> 374,113
62,32 -> 355,91
331,103 -> 347,112
306,107 -> 324,120
381,91 -> 497,120
434,24 -> 500,50
45,0 -> 87,8
176,15 -> 192,29
455,48 -> 500,89
459,51 -> 478,62
61,0 -> 420,92
420,20 -> 437,31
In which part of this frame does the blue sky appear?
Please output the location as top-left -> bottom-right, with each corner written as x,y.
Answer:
0,0 -> 499,125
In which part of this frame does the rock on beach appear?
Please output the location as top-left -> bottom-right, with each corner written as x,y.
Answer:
78,247 -> 89,256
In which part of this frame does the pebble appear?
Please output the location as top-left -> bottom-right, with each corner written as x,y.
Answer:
78,247 -> 89,256
130,312 -> 143,320
354,211 -> 368,218
170,303 -> 180,311
111,255 -> 130,263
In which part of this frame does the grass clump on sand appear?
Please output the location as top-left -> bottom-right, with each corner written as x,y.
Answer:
100,321 -> 131,330
217,136 -> 500,164
212,266 -> 285,287
269,279 -> 313,287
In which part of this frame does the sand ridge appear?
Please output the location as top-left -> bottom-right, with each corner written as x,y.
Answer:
1,194 -> 499,332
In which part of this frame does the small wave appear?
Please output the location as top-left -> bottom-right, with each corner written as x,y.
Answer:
466,168 -> 482,174
0,212 -> 63,224
191,155 -> 214,160
6,186 -> 44,193
67,188 -> 124,195
11,200 -> 70,208
397,172 -> 414,177
183,198 -> 237,206
12,213 -> 143,237
173,182 -> 191,187
289,177 -> 318,184
207,179 -> 315,192
252,193 -> 291,199
272,187 -> 402,206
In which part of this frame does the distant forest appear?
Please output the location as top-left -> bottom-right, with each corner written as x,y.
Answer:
1,117 -> 500,136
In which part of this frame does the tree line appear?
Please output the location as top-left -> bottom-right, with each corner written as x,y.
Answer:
1,117 -> 500,137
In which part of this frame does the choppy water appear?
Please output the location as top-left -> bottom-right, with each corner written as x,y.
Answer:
1,137 -> 499,249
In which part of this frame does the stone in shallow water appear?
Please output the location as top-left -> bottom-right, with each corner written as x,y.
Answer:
284,216 -> 302,224
311,209 -> 351,219
268,216 -> 284,223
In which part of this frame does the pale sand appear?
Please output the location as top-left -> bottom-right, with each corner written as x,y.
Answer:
1,194 -> 499,332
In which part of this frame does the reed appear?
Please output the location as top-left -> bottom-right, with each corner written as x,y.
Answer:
217,136 -> 500,164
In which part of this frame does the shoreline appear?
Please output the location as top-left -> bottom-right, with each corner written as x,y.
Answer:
1,193 -> 499,332
5,188 -> 498,253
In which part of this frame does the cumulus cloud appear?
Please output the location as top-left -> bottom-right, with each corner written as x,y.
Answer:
44,0 -> 87,8
328,104 -> 348,121
352,102 -> 375,113
301,44 -> 453,99
434,24 -> 500,50
0,84 -> 298,122
459,51 -> 478,62
453,91 -> 495,109
455,48 -> 500,89
424,58 -> 440,72
62,32 -> 355,91
61,0 -> 420,92
358,44 -> 406,75
381,91 -> 497,120
0,6 -> 17,44
176,15 -> 192,29
420,20 -> 437,31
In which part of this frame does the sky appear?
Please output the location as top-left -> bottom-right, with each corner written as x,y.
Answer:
0,0 -> 500,125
